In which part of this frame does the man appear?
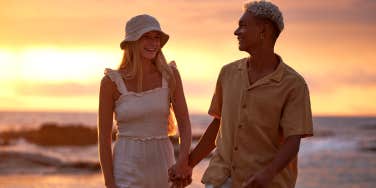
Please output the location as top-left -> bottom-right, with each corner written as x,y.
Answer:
170,1 -> 313,187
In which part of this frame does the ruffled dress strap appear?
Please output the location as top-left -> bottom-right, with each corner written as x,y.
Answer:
162,77 -> 168,89
104,68 -> 128,94
164,61 -> 179,102
165,61 -> 178,89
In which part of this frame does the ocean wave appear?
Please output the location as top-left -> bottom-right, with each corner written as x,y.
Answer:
0,122 -> 203,147
0,150 -> 100,174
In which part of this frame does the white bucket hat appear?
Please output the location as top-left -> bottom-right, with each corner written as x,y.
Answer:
120,14 -> 169,50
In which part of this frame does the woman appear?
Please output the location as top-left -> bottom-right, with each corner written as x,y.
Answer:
98,14 -> 192,188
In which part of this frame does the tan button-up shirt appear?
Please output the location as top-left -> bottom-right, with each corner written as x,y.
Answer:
202,57 -> 313,188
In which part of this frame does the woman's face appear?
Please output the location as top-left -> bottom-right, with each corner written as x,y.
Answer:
138,31 -> 161,60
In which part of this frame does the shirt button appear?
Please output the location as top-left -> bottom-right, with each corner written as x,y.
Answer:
242,104 -> 247,108
238,124 -> 243,128
234,147 -> 238,151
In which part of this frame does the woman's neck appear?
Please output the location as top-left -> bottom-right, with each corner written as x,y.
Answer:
140,58 -> 157,75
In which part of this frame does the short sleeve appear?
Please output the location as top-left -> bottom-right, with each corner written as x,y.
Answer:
280,81 -> 313,138
208,67 -> 225,119
103,68 -> 128,94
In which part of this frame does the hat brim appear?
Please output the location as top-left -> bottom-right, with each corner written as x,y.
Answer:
120,27 -> 169,50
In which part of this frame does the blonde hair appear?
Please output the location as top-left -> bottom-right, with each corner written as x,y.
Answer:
118,42 -> 177,136
244,0 -> 284,38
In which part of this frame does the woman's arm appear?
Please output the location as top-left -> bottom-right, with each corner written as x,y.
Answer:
98,76 -> 116,188
170,65 -> 192,171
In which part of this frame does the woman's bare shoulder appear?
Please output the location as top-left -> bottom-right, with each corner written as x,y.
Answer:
100,75 -> 117,93
169,61 -> 181,79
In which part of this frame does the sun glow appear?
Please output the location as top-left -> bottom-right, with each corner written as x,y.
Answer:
0,47 -> 121,112
15,47 -> 121,83
1,0 -> 375,115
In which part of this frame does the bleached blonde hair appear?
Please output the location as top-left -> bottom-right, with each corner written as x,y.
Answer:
244,0 -> 284,37
118,42 -> 177,136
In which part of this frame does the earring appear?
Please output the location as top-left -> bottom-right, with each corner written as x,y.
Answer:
260,33 -> 265,40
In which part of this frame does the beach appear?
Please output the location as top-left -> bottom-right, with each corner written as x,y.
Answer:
0,112 -> 376,187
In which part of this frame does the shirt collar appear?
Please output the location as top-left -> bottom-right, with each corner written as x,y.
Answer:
237,55 -> 285,83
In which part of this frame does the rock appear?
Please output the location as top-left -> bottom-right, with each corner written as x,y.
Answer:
0,123 -> 105,146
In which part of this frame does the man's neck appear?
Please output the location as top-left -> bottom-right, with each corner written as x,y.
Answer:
248,48 -> 278,73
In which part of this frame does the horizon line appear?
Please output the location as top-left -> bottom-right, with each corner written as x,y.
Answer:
1,109 -> 376,118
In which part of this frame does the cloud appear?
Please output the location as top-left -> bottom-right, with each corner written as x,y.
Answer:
15,82 -> 99,97
1,0 -> 374,47
13,79 -> 217,99
343,71 -> 376,86
306,69 -> 376,94
182,80 -> 216,98
0,96 -> 27,109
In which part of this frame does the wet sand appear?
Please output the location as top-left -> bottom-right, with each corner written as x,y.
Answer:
1,116 -> 376,187
2,137 -> 376,188
0,161 -> 209,188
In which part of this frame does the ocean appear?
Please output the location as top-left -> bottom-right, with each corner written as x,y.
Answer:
0,111 -> 375,188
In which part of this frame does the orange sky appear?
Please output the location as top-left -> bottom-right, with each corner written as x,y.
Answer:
1,0 -> 375,116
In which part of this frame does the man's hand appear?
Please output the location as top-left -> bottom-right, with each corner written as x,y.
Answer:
242,167 -> 275,188
168,163 -> 192,188
242,135 -> 301,188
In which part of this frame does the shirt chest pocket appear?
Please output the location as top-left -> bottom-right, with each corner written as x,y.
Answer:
243,86 -> 284,127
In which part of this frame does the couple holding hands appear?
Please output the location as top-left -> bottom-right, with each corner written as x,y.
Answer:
98,1 -> 313,188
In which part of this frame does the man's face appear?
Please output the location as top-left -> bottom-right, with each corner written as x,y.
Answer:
234,12 -> 261,52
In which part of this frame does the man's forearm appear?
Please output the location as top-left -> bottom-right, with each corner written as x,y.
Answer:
188,118 -> 220,167
264,135 -> 301,176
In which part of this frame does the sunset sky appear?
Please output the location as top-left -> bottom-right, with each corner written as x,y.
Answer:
1,0 -> 375,116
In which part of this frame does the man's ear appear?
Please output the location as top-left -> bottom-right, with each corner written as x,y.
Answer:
261,21 -> 269,35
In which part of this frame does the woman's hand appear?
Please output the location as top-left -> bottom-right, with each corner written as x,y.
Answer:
176,159 -> 192,180
168,161 -> 192,188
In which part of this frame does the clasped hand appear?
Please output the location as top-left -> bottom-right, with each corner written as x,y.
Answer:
168,160 -> 193,188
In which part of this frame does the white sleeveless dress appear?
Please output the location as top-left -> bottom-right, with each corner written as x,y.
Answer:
105,69 -> 175,188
